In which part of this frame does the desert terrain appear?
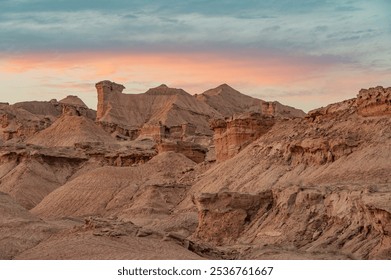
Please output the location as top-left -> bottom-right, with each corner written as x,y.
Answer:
0,81 -> 390,260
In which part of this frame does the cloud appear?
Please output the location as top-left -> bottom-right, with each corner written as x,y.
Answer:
0,0 -> 390,111
1,49 -> 390,112
0,1 -> 389,71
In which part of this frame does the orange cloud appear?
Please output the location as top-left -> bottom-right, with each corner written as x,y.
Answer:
1,50 -> 390,112
0,51 -> 331,90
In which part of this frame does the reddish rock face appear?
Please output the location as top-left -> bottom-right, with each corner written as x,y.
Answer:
95,80 -> 125,120
357,86 -> 391,117
94,80 -> 305,143
193,191 -> 273,245
157,141 -> 207,163
307,86 -> 391,120
94,80 -> 219,140
211,113 -> 275,161
4,81 -> 390,260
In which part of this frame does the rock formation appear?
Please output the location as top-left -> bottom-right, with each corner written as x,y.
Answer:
196,83 -> 305,118
157,141 -> 207,163
0,192 -> 56,259
27,115 -> 115,147
0,103 -> 54,142
59,95 -> 96,119
94,81 -> 305,162
0,82 -> 389,260
96,80 -> 126,120
357,86 -> 391,117
187,86 -> 391,259
1,96 -> 96,143
211,113 -> 275,161
193,191 -> 273,245
307,86 -> 391,120
95,81 -> 219,141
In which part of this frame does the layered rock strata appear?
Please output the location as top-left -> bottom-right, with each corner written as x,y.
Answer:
1,96 -> 96,143
95,81 -> 219,140
210,113 -> 275,161
357,86 -> 391,117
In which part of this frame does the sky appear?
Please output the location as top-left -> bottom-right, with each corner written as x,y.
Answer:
0,0 -> 390,112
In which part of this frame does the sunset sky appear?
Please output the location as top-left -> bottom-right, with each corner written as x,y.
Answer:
0,0 -> 390,112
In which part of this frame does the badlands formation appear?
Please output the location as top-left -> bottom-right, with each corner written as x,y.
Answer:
0,82 -> 390,259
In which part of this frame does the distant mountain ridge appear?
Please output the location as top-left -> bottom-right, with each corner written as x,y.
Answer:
95,80 -> 305,139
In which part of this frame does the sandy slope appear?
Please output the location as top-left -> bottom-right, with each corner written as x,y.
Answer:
197,84 -> 305,118
1,84 -> 389,260
32,152 -> 196,219
0,192 -> 56,259
0,158 -> 81,209
183,111 -> 391,259
1,193 -> 202,259
14,217 -> 203,260
27,115 -> 116,147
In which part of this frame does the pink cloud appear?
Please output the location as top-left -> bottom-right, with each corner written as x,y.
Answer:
0,50 -> 335,87
0,50 -> 390,111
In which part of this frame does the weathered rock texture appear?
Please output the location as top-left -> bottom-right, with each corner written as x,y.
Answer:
1,96 -> 96,143
0,145 -> 87,209
59,95 -> 96,119
95,81 -> 305,142
357,86 -> 391,117
0,192 -> 57,259
0,83 -> 389,260
31,152 -> 196,220
0,142 -> 155,209
211,113 -> 275,161
27,115 -> 115,147
96,80 -> 126,120
22,214 -> 226,260
193,191 -> 273,245
95,81 -> 220,140
157,141 -> 207,163
0,103 -> 54,142
186,85 -> 391,259
140,123 -> 197,142
201,85 -> 305,161
94,81 -> 305,162
196,84 -> 305,118
307,86 -> 391,120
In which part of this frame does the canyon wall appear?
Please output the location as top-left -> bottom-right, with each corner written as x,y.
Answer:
211,113 -> 275,161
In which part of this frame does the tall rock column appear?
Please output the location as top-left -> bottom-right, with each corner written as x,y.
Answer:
95,80 -> 125,120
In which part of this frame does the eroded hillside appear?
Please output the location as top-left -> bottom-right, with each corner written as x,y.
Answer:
0,83 -> 389,260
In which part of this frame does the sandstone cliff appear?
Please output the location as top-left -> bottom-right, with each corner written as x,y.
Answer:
95,81 -> 221,140
95,81 -> 305,143
210,113 -> 275,161
95,81 -> 306,162
0,82 -> 389,260
185,86 -> 391,259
